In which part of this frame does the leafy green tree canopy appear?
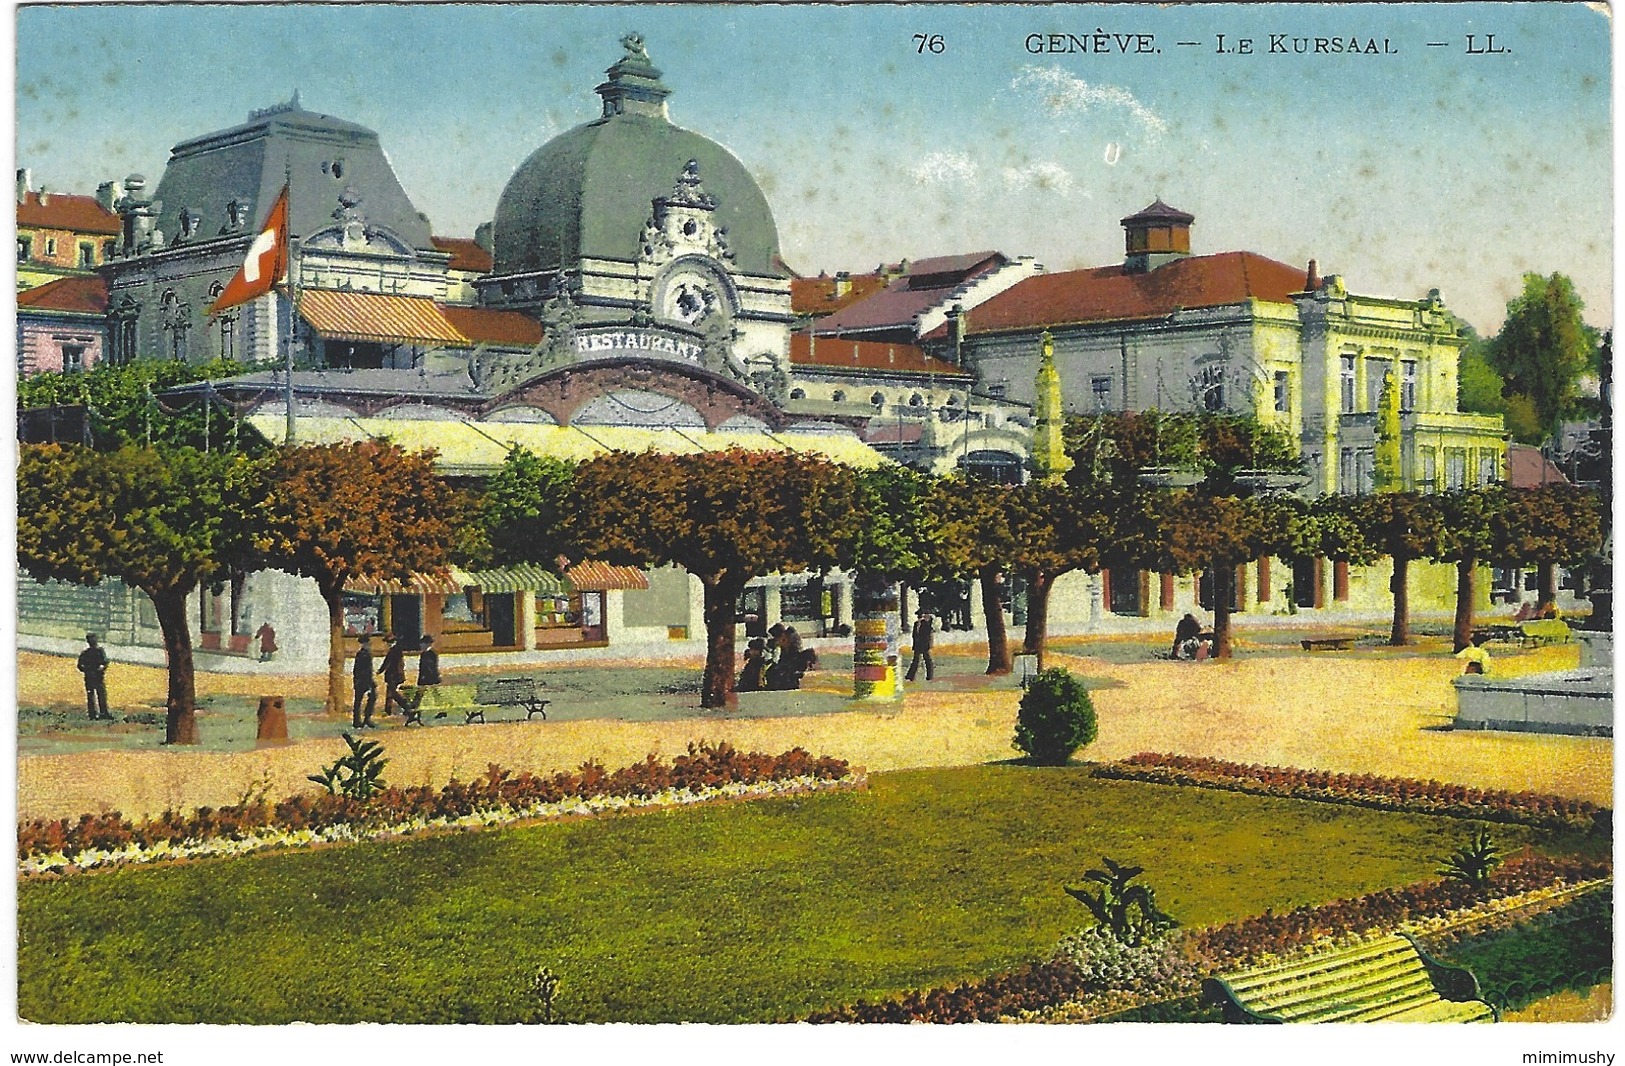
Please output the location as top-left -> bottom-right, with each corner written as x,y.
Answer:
1488,273 -> 1599,444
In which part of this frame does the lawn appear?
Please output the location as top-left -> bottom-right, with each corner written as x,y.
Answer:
17,765 -> 1566,1024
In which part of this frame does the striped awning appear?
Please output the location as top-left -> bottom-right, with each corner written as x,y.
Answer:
454,564 -> 567,594
297,289 -> 467,346
345,569 -> 463,596
566,560 -> 651,592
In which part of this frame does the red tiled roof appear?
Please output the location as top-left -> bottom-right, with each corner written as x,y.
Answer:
431,236 -> 493,273
17,191 -> 120,235
791,272 -> 891,317
17,273 -> 108,314
1507,444 -> 1568,489
437,304 -> 543,347
815,255 -> 1007,334
790,332 -> 971,377
964,252 -> 1307,334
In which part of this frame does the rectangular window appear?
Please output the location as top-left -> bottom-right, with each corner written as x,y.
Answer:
103,240 -> 117,259
1273,370 -> 1290,414
219,316 -> 236,360
44,238 -> 56,257
1401,359 -> 1418,411
1090,375 -> 1112,411
1356,450 -> 1375,495
1340,355 -> 1357,413
1421,448 -> 1437,493
1478,452 -> 1498,486
1446,449 -> 1467,490
77,243 -> 95,268
17,237 -> 30,263
60,344 -> 85,372
1340,448 -> 1355,492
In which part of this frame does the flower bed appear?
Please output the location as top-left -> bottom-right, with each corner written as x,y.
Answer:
18,742 -> 856,876
1094,753 -> 1606,833
801,855 -> 1611,1023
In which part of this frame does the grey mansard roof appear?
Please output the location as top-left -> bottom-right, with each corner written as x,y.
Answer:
491,45 -> 781,279
151,98 -> 435,251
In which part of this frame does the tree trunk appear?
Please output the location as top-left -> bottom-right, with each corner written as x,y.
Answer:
1389,554 -> 1411,646
150,586 -> 199,745
1453,557 -> 1477,653
320,582 -> 347,716
1022,569 -> 1055,670
1538,561 -> 1559,612
701,577 -> 742,710
980,565 -> 1012,675
1212,563 -> 1234,660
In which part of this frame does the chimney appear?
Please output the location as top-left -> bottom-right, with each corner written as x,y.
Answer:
16,168 -> 30,204
947,303 -> 966,366
1305,258 -> 1320,291
833,270 -> 850,298
36,185 -> 48,207
96,180 -> 124,213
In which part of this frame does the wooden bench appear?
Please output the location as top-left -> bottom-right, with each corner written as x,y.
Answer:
1203,932 -> 1497,1024
1472,624 -> 1526,647
474,676 -> 550,721
1519,619 -> 1572,647
398,683 -> 482,726
1301,637 -> 1355,652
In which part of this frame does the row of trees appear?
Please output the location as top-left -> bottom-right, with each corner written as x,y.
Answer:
21,408 -> 1599,740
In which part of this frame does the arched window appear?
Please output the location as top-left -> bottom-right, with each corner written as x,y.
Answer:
831,389 -> 846,403
789,388 -> 806,401
870,392 -> 886,407
908,393 -> 924,407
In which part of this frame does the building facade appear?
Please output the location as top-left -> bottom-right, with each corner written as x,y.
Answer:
15,171 -> 121,291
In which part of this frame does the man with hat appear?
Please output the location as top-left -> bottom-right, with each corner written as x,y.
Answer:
352,634 -> 378,728
77,632 -> 112,720
905,608 -> 936,682
378,633 -> 407,717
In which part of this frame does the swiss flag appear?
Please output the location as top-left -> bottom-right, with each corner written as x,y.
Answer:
208,186 -> 289,315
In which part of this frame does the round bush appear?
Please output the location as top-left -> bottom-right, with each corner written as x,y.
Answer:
1013,667 -> 1097,765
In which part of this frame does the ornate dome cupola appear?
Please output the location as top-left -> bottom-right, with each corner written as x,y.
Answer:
1121,199 -> 1194,274
595,33 -> 672,119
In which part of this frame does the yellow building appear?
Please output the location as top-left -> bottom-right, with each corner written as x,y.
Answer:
15,172 -> 121,291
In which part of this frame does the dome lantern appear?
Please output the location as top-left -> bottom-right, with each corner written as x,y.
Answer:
595,33 -> 672,120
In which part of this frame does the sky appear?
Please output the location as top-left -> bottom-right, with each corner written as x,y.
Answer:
15,2 -> 1613,335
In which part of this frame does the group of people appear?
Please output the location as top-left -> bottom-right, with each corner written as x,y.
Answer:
1171,613 -> 1214,661
350,632 -> 439,727
738,623 -> 816,692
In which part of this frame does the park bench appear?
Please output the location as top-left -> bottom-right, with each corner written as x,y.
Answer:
1203,932 -> 1497,1024
1472,624 -> 1526,647
1300,637 -> 1355,652
474,676 -> 550,721
398,683 -> 482,726
1519,619 -> 1572,647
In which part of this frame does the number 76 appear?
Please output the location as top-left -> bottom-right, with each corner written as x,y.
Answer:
913,34 -> 945,54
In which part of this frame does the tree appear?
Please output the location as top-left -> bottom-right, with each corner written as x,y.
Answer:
1374,369 -> 1403,492
1345,492 -> 1446,646
566,448 -> 864,709
1487,273 -> 1599,444
1493,485 -> 1603,611
1007,481 -> 1110,667
1152,492 -> 1308,659
17,444 -> 266,744
478,447 -> 577,567
929,475 -> 1019,674
1433,489 -> 1505,652
259,442 -> 469,715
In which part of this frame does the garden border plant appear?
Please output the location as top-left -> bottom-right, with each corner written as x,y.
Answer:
18,740 -> 858,876
800,854 -> 1610,1023
1094,753 -> 1607,833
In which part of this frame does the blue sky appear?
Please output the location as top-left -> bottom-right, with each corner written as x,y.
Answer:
14,2 -> 1614,333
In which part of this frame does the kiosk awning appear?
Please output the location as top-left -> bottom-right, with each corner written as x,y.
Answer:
565,561 -> 651,592
455,564 -> 567,595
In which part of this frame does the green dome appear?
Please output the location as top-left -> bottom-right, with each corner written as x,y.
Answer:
492,42 -> 781,278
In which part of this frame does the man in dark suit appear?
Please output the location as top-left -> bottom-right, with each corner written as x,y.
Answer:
352,634 -> 378,728
905,609 -> 935,682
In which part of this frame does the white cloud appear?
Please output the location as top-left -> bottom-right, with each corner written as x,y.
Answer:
1011,66 -> 1167,141
907,150 -> 979,187
1001,161 -> 1079,196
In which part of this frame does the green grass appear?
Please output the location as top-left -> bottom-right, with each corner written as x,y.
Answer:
17,765 -> 1567,1024
1440,892 -> 1613,1012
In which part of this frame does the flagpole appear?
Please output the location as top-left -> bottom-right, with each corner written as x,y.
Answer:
284,163 -> 296,445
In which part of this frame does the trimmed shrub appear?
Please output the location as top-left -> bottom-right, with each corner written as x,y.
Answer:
1014,667 -> 1098,766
